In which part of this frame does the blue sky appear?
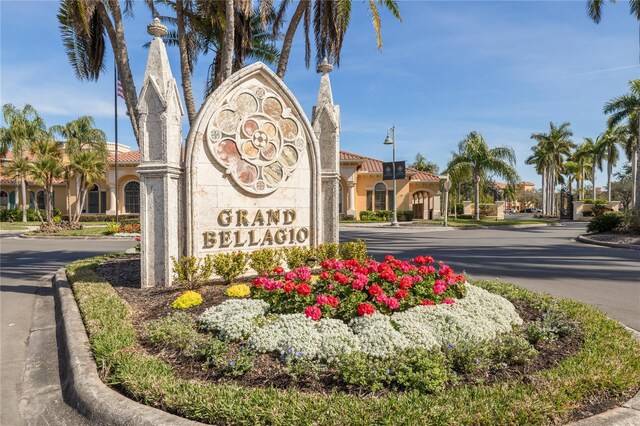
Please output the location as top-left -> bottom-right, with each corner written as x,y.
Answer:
1,1 -> 638,187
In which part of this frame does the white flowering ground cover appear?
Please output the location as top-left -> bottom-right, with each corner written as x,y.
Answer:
199,284 -> 522,359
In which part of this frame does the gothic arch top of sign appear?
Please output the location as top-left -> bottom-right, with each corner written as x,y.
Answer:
205,79 -> 305,194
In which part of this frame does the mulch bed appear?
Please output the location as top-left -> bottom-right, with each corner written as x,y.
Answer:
95,255 -> 624,421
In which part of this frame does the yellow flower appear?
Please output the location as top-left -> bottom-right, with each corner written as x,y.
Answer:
310,275 -> 319,282
171,290 -> 203,310
225,284 -> 251,298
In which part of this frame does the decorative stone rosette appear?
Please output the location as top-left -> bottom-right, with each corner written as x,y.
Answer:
206,85 -> 305,194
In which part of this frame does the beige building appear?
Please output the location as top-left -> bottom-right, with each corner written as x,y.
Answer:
1,145 -> 444,220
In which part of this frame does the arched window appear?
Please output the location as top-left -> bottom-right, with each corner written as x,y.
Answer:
36,191 -> 45,210
338,184 -> 344,214
0,191 -> 8,210
124,181 -> 140,213
374,183 -> 387,211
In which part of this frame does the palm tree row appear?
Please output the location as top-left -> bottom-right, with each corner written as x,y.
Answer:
58,0 -> 402,143
1,103 -> 107,225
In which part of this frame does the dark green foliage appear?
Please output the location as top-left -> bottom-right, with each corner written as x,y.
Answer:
396,210 -> 414,221
587,212 -> 622,233
621,208 -> 640,234
359,210 -> 392,221
315,243 -> 340,262
338,240 -> 367,263
525,309 -> 577,345
339,214 -> 356,221
282,246 -> 315,269
144,313 -> 200,352
338,349 -> 449,394
0,208 -> 61,222
249,248 -> 283,275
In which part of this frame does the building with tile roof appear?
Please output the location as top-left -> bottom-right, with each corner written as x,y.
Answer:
1,146 -> 445,220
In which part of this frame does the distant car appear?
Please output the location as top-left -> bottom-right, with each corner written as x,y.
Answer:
523,208 -> 541,213
524,208 -> 533,213
533,208 -> 542,213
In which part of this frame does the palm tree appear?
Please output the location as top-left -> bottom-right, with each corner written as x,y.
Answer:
275,0 -> 402,79
604,79 -> 640,208
411,153 -> 439,174
57,0 -> 140,144
51,116 -> 107,223
582,136 -> 607,199
525,144 -> 551,214
563,160 -> 581,199
445,131 -> 519,220
600,126 -> 624,202
528,122 -> 574,215
28,140 -> 63,225
573,142 -> 593,200
586,0 -> 640,23
1,104 -> 48,222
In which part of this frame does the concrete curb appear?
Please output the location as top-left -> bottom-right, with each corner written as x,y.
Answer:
54,266 -> 640,426
340,222 -> 559,230
575,235 -> 640,251
21,234 -> 137,241
53,268 -> 200,426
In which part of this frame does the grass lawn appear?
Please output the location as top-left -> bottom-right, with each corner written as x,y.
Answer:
418,218 -> 559,227
27,226 -> 111,237
65,254 -> 640,426
0,221 -> 41,230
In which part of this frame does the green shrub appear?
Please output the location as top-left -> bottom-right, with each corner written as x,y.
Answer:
479,204 -> 495,217
249,248 -> 282,275
458,214 -> 473,219
621,208 -> 640,234
220,350 -> 256,377
190,337 -> 229,368
446,341 -> 493,375
315,243 -> 340,262
492,335 -> 538,366
339,214 -> 356,221
211,251 -> 249,284
144,312 -> 201,352
282,246 -> 315,270
397,210 -> 414,221
587,212 -> 622,233
338,349 -> 449,394
525,310 -> 577,345
358,210 -> 392,221
582,210 -> 594,217
105,222 -> 119,235
338,240 -> 367,262
583,198 -> 607,205
171,255 -> 215,289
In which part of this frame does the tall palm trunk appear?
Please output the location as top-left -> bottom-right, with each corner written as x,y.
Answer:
176,0 -> 196,125
551,158 -> 556,215
473,170 -> 480,220
220,0 -> 235,82
580,167 -> 585,200
592,163 -> 597,199
276,0 -> 307,79
20,177 -> 27,222
97,1 -> 140,145
540,167 -> 546,214
633,146 -> 639,208
607,161 -> 613,202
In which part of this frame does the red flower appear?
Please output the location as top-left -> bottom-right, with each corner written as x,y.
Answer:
273,266 -> 284,274
368,284 -> 383,296
379,269 -> 397,283
395,289 -> 408,299
333,272 -> 351,285
420,299 -> 436,306
283,281 -> 296,293
442,298 -> 456,305
320,271 -> 330,280
327,296 -> 340,308
357,303 -> 376,316
304,305 -> 322,321
296,283 -> 312,296
398,275 -> 414,289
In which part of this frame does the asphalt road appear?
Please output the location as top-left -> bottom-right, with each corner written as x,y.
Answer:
341,222 -> 640,332
0,234 -> 134,425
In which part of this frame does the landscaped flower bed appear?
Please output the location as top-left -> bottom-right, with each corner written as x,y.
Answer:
68,253 -> 640,425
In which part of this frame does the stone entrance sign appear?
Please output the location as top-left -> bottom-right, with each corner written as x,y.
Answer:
184,63 -> 322,258
137,19 -> 339,287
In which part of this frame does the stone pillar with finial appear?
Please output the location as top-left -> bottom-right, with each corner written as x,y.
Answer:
137,18 -> 184,287
312,58 -> 340,243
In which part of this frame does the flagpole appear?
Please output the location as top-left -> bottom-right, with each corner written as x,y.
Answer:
114,63 -> 119,223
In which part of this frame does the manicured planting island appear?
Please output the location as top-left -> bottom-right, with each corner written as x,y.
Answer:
68,253 -> 640,425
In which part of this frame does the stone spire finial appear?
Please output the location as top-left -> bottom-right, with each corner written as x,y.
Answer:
147,17 -> 168,38
317,57 -> 333,74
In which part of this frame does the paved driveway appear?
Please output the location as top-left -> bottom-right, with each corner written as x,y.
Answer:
0,234 -> 134,425
341,223 -> 640,331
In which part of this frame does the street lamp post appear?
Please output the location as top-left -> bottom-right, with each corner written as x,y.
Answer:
443,179 -> 452,227
384,126 -> 399,227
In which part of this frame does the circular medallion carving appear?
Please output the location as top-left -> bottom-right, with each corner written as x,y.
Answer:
206,85 -> 305,194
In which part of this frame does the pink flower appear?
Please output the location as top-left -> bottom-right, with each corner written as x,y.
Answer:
304,305 -> 322,321
398,275 -> 414,289
442,298 -> 456,305
327,296 -> 340,308
368,285 -> 383,296
135,236 -> 141,242
386,297 -> 400,310
295,267 -> 312,281
316,294 -> 330,305
284,272 -> 297,281
328,283 -> 334,291
264,280 -> 279,291
375,293 -> 388,304
433,279 -> 447,295
412,275 -> 424,283
351,279 -> 366,291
